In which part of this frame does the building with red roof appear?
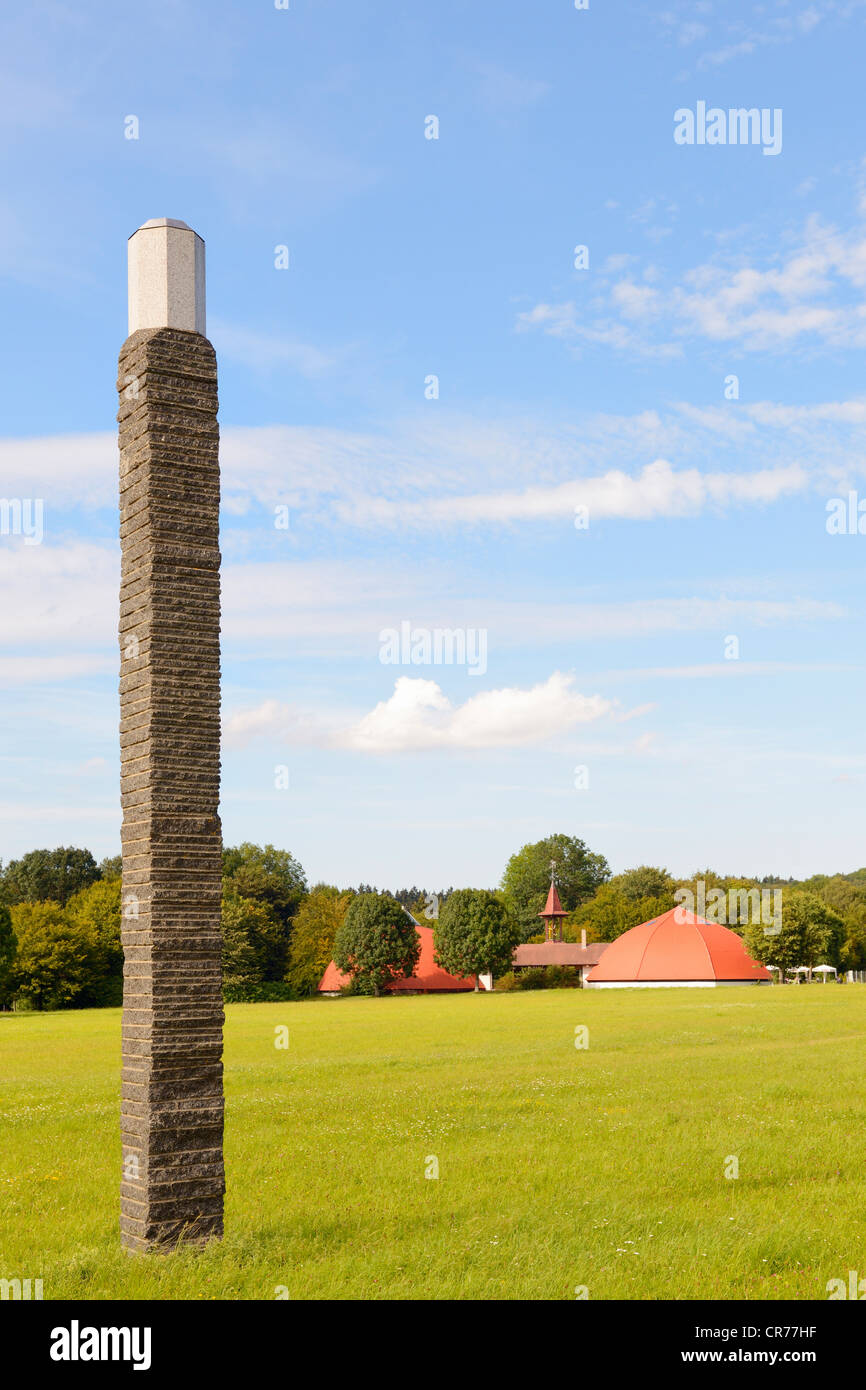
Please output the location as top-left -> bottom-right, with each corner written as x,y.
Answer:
584,908 -> 772,989
317,917 -> 480,995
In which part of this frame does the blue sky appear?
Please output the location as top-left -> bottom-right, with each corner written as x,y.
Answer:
2,0 -> 866,887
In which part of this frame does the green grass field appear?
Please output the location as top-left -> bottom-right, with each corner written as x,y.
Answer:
1,986 -> 865,1300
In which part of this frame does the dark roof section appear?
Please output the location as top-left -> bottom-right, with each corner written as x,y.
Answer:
513,941 -> 608,968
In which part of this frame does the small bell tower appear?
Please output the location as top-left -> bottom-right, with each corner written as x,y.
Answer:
538,860 -> 568,942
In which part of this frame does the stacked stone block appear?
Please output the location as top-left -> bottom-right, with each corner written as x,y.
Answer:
117,326 -> 224,1251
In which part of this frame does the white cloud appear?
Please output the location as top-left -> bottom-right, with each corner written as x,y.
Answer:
225,672 -> 614,755
5,390 -> 866,533
222,698 -> 331,750
0,541 -> 118,647
0,801 -> 118,824
519,214 -> 866,356
345,673 -> 612,752
654,0 -> 862,71
0,432 -> 114,508
341,459 -> 808,527
495,596 -> 843,642
516,301 -> 580,339
674,399 -> 866,433
611,281 -> 662,320
0,533 -> 844,688
590,661 -> 851,682
0,655 -> 115,687
219,557 -> 843,650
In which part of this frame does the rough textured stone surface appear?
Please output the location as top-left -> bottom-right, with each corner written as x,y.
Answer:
117,326 -> 224,1252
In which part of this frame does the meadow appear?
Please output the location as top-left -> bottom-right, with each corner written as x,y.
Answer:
1,986 -> 865,1300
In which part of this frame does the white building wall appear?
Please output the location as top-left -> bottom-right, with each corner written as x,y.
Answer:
585,979 -> 768,990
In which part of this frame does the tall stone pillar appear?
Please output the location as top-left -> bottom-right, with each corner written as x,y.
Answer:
117,219 -> 224,1252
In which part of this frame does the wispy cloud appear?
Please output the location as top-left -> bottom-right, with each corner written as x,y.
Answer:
0,541 -> 117,647
220,566 -> 844,651
0,432 -> 114,508
469,60 -> 550,114
209,319 -> 336,377
655,0 -> 865,71
5,392 -> 866,530
589,661 -> 853,683
0,655 -> 115,687
204,119 -> 383,208
2,539 -> 840,672
341,459 -> 808,527
519,211 -> 866,356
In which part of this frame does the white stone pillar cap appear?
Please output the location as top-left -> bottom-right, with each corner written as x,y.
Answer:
128,218 -> 206,336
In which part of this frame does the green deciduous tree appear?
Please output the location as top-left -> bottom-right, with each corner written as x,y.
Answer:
501,834 -> 610,940
0,904 -> 16,1008
221,894 -> 285,989
333,893 -> 420,997
744,891 -> 845,976
568,865 -> 676,944
98,854 -> 123,880
618,865 -> 675,901
65,877 -> 123,1006
1,847 -> 101,907
803,875 -> 866,969
221,844 -> 308,979
10,902 -> 94,1010
569,883 -> 675,944
434,888 -> 520,987
285,885 -> 354,997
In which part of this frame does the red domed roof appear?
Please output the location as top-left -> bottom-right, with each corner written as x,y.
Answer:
585,908 -> 772,983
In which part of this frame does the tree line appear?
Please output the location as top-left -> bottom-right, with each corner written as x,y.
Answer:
1,835 -> 864,1010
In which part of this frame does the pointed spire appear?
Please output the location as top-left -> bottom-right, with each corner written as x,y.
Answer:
539,861 -> 568,941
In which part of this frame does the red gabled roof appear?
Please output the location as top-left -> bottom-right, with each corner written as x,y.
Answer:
318,921 -> 477,993
585,908 -> 772,983
539,881 -> 568,919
